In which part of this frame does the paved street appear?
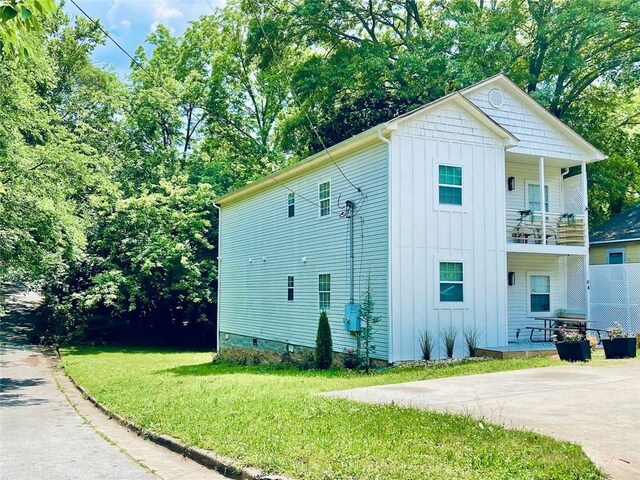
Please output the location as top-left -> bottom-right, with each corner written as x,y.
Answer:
0,289 -> 228,480
326,360 -> 640,480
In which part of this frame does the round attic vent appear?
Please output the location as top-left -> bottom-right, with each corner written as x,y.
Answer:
488,88 -> 504,108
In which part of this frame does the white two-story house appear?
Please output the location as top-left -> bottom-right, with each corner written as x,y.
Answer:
215,74 -> 606,362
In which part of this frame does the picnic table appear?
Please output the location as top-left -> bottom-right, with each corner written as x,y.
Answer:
526,317 -> 605,343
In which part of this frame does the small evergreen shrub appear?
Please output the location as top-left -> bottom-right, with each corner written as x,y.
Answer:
315,310 -> 333,369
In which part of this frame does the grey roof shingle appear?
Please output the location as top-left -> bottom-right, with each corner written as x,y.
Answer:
590,202 -> 640,243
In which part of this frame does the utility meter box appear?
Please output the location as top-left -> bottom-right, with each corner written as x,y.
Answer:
343,304 -> 361,332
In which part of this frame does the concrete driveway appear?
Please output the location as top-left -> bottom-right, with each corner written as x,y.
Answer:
326,362 -> 640,480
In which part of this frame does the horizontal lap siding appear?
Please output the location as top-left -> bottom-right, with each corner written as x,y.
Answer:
505,163 -> 562,212
506,253 -> 567,342
464,85 -> 589,162
390,103 -> 508,361
219,143 -> 389,359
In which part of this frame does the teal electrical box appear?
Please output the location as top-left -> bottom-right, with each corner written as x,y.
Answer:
344,304 -> 361,332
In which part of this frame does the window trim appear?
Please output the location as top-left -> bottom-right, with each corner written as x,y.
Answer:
438,164 -> 463,207
527,272 -> 552,317
287,275 -> 294,302
525,181 -> 550,213
318,180 -> 331,218
435,259 -> 466,309
606,248 -> 625,265
318,273 -> 331,311
287,193 -> 295,218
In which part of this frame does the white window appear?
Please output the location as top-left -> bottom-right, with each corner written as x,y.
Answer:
319,181 -> 331,217
439,165 -> 462,205
439,262 -> 463,302
287,275 -> 294,301
318,273 -> 330,310
288,193 -> 295,218
529,274 -> 551,314
527,184 -> 549,212
607,248 -> 625,265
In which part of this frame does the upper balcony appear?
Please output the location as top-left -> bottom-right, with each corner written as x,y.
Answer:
505,154 -> 588,255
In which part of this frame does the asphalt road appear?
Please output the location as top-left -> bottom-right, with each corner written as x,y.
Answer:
0,291 -> 158,480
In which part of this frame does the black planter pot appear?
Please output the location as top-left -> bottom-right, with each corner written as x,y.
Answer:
602,338 -> 637,359
556,340 -> 591,362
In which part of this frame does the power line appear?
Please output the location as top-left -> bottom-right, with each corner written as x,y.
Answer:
69,0 -> 320,208
245,0 -> 363,194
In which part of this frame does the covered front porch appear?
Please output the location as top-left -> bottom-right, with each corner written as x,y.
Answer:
506,251 -> 589,344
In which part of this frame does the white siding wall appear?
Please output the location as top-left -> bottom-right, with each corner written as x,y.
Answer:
389,103 -> 508,362
219,142 -> 389,359
505,162 -> 563,213
506,253 -> 567,341
464,84 -> 589,162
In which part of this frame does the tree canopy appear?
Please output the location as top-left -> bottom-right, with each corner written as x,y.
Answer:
1,0 -> 638,344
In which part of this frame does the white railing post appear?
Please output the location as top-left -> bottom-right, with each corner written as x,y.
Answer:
539,156 -> 546,245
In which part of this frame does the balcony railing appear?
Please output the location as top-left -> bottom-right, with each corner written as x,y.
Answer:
506,209 -> 585,246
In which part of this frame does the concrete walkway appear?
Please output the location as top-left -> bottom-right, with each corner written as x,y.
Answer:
326,362 -> 640,480
1,288 -> 228,480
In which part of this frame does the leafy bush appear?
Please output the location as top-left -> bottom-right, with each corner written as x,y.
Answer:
441,326 -> 458,358
342,349 -> 362,369
418,330 -> 435,361
281,350 -> 316,370
315,311 -> 333,369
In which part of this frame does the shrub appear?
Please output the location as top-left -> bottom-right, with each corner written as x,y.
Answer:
441,326 -> 458,358
343,349 -> 362,369
281,350 -> 316,370
213,347 -> 282,366
418,330 -> 435,361
315,310 -> 333,369
462,326 -> 481,357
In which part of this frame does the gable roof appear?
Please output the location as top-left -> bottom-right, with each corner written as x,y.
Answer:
215,91 -> 518,205
590,203 -> 640,244
461,74 -> 606,162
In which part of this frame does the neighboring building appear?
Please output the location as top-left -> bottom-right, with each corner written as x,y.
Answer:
215,74 -> 607,363
589,203 -> 640,265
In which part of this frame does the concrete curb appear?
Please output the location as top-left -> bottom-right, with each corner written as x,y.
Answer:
54,355 -> 290,480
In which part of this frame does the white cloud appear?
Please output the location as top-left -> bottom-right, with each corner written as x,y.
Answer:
154,3 -> 183,20
120,19 -> 131,28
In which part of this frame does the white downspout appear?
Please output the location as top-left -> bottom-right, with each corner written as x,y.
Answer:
213,202 -> 222,352
376,128 -> 393,363
539,156 -> 546,245
581,162 -> 591,321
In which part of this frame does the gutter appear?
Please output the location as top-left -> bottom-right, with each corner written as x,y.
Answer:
213,202 -> 221,352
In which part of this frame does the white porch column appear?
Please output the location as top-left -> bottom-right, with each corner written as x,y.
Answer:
581,161 -> 591,320
539,156 -> 546,244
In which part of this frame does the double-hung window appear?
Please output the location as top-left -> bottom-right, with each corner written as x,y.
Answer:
439,165 -> 462,205
528,184 -> 549,212
607,249 -> 625,265
287,276 -> 294,301
319,181 -> 331,217
439,262 -> 463,302
318,273 -> 331,310
529,275 -> 551,313
288,193 -> 295,218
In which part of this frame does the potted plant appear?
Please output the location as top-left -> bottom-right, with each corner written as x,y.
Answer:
602,322 -> 637,359
555,328 -> 591,362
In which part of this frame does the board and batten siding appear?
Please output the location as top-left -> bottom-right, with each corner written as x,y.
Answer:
388,103 -> 509,362
219,142 -> 389,359
506,253 -> 567,342
464,84 -> 590,162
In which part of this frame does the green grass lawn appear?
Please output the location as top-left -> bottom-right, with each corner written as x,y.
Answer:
61,348 -> 606,480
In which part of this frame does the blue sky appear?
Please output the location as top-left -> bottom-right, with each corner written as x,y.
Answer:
63,0 -> 227,78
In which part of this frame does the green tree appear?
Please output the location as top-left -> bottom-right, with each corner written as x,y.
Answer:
315,310 -> 333,369
0,0 -> 56,57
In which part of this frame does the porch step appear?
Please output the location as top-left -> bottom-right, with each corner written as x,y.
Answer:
476,342 -> 557,359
